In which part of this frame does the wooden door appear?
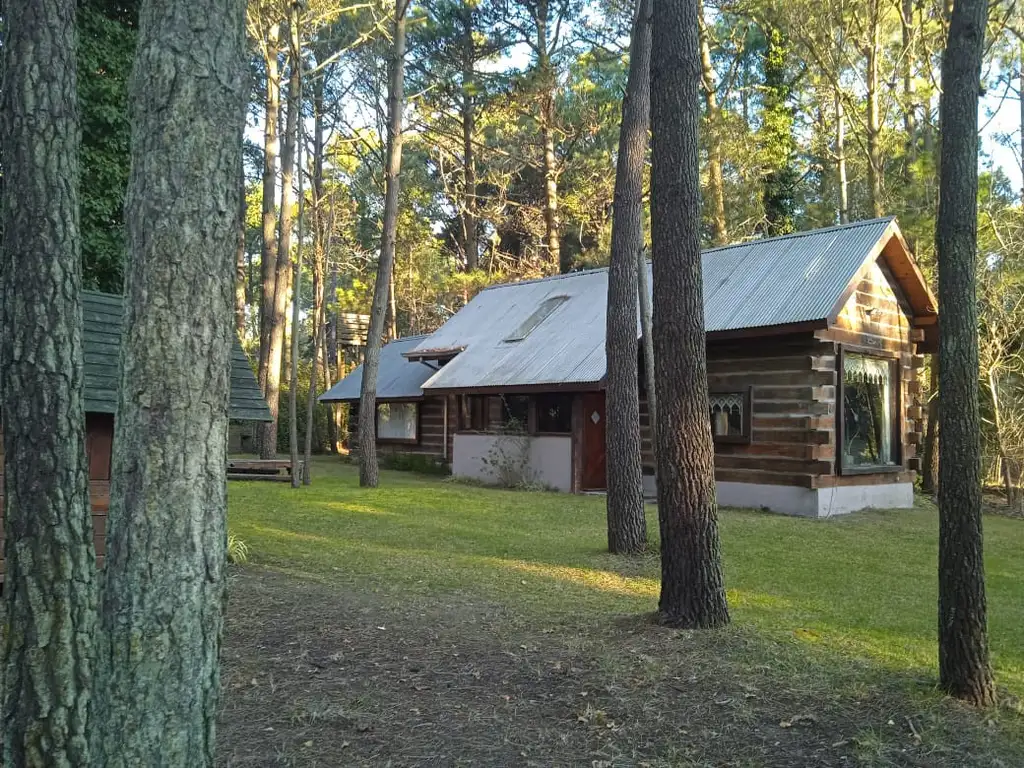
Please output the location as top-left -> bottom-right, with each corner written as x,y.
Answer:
581,392 -> 606,491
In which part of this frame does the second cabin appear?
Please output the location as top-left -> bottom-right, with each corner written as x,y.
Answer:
321,218 -> 937,517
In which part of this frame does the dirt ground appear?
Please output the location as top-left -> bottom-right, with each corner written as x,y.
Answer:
218,568 -> 1023,768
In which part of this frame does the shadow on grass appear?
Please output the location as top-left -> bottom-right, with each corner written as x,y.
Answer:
228,458 -> 1024,701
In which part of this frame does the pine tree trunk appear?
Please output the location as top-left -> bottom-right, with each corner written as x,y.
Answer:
0,1 -> 98,763
236,165 -> 248,339
650,0 -> 729,628
257,25 -> 281,454
359,0 -> 408,487
259,41 -> 300,459
901,0 -> 918,166
836,93 -> 850,224
536,3 -> 562,274
936,0 -> 995,706
638,246 -> 657,455
698,12 -> 728,246
866,0 -> 884,218
93,0 -> 247,763
605,0 -> 651,556
461,2 -> 479,272
288,6 -> 304,490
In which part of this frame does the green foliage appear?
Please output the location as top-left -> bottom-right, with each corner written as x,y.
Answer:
757,23 -> 798,236
226,531 -> 250,564
379,452 -> 452,476
78,0 -> 137,291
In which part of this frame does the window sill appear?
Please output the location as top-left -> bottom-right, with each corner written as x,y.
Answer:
839,463 -> 903,476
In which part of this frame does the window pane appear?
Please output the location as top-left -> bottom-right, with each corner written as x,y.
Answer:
842,354 -> 895,467
536,394 -> 573,433
377,402 -> 418,441
709,392 -> 745,438
503,296 -> 569,342
500,395 -> 530,432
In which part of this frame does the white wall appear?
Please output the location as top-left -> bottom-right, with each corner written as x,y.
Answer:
453,433 -> 573,492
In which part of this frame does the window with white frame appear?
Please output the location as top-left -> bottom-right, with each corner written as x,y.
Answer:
376,402 -> 418,442
841,352 -> 898,469
709,389 -> 750,443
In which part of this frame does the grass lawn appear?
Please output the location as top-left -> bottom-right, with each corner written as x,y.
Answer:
221,457 -> 1024,766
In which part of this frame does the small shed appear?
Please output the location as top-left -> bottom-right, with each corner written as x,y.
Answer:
0,290 -> 271,577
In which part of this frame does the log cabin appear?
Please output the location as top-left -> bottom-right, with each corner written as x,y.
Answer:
323,218 -> 938,516
0,290 -> 271,578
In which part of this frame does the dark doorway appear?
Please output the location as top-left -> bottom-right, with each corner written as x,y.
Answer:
581,392 -> 606,490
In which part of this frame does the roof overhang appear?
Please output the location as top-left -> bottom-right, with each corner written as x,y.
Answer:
422,381 -> 603,396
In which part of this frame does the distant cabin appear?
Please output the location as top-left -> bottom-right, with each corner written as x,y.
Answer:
0,290 -> 271,577
320,218 -> 937,517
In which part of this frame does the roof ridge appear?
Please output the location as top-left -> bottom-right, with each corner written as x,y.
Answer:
479,218 -> 898,293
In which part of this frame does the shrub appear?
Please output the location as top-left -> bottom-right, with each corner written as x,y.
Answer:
227,531 -> 250,564
380,452 -> 452,476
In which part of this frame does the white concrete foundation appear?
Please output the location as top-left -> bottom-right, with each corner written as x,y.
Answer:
453,433 -> 573,492
644,478 -> 914,518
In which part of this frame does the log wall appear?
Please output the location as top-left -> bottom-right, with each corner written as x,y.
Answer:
347,396 -> 455,463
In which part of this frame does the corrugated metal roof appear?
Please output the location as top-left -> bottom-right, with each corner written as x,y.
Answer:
83,291 -> 272,421
319,335 -> 434,402
413,218 -> 900,391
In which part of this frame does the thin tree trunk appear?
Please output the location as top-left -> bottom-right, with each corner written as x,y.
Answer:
1019,41 -> 1024,194
94,0 -> 246,762
0,1 -> 97,763
837,93 -> 849,224
304,256 -> 324,480
902,0 -> 918,166
461,2 -> 479,271
236,165 -> 248,338
359,0 -> 408,487
536,2 -> 562,274
866,0 -> 884,218
650,0 -> 729,628
257,25 -> 281,435
605,0 -> 651,556
936,0 -> 996,706
387,266 -> 398,340
326,265 -> 341,452
987,369 -> 1014,505
260,39 -> 301,458
921,361 -> 939,493
698,11 -> 728,246
288,6 -> 303,490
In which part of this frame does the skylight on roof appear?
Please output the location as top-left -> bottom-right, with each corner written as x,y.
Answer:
503,295 -> 569,342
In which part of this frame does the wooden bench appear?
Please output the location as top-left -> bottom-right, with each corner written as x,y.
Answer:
227,459 -> 304,482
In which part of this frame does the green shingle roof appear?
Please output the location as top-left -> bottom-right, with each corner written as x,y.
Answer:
83,290 -> 271,422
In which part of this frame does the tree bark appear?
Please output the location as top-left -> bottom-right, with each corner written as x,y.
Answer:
605,0 -> 651,556
698,12 -> 728,246
94,0 -> 247,763
259,37 -> 301,459
236,164 -> 248,339
936,0 -> 996,706
461,1 -> 480,272
650,0 -> 729,628
536,0 -> 562,274
0,1 -> 98,764
257,23 -> 281,452
288,5 -> 303,490
359,0 -> 408,487
836,92 -> 849,224
866,0 -> 884,218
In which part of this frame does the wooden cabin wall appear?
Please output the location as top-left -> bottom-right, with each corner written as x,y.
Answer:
347,396 -> 455,462
818,256 -> 922,487
0,413 -> 114,581
640,333 -> 837,489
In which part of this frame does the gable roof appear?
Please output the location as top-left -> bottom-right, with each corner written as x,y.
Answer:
318,335 -> 433,403
326,219 -> 937,397
83,291 -> 272,421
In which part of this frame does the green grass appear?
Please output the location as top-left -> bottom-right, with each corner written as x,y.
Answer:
228,457 -> 1024,698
